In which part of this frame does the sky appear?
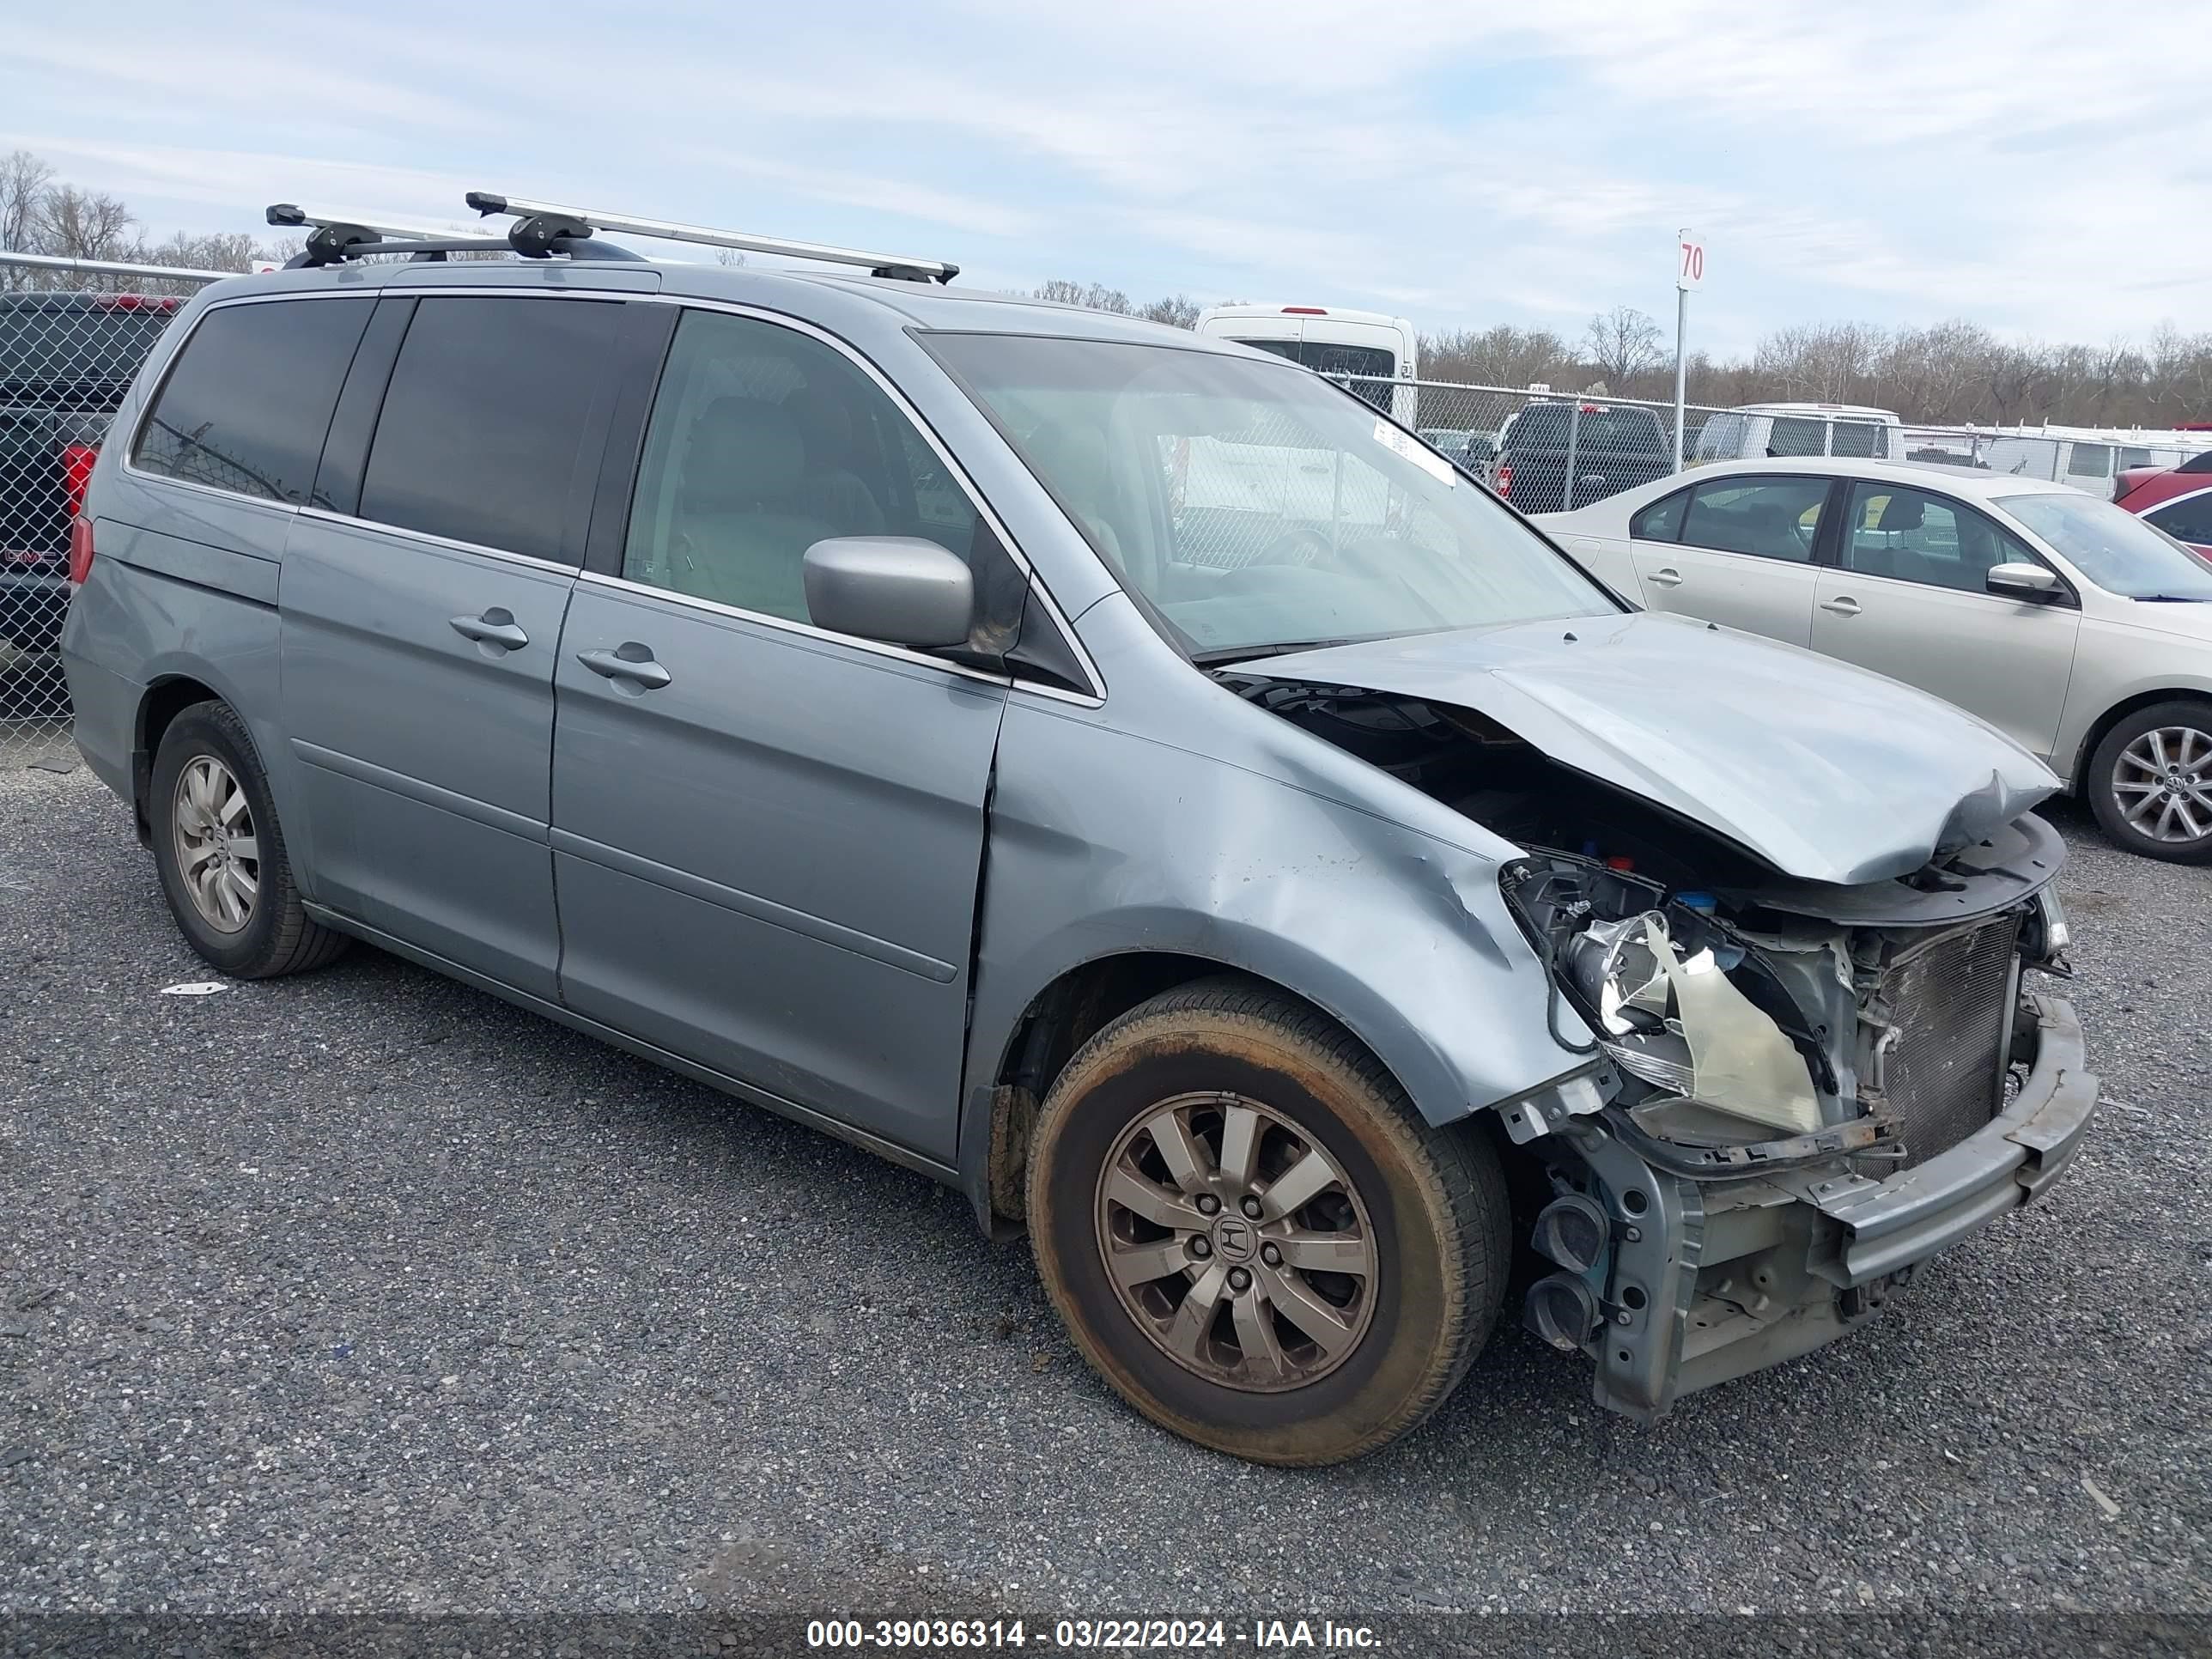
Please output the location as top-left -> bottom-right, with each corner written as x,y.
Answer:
4,0 -> 2210,358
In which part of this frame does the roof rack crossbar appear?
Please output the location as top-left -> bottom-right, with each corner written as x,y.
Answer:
266,204 -> 649,268
464,191 -> 958,283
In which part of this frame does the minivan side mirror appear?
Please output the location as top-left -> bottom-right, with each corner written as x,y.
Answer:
802,537 -> 975,648
1985,562 -> 2061,601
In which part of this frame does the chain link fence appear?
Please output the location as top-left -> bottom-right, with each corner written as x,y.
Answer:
2,252 -> 221,770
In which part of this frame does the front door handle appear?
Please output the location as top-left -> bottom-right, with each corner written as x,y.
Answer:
450,609 -> 529,650
1647,567 -> 1683,587
1820,595 -> 1863,617
576,644 -> 672,690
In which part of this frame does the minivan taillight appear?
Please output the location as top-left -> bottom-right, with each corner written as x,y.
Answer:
60,443 -> 98,521
68,515 -> 96,586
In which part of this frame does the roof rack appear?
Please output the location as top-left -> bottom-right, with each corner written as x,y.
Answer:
266,203 -> 646,269
465,191 -> 958,283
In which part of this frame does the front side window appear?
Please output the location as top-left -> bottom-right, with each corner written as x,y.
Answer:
623,310 -> 983,627
1680,477 -> 1827,562
134,297 -> 373,504
2002,490 -> 2212,600
2145,492 -> 2212,547
923,333 -> 1615,660
359,297 -> 629,562
1839,483 -> 2032,593
1692,412 -> 1749,459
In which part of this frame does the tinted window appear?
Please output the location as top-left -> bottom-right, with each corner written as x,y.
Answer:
134,298 -> 372,504
1680,477 -> 1827,562
1829,420 -> 1887,459
1840,483 -> 2032,593
1508,404 -> 1665,452
358,297 -> 627,562
1766,416 -> 1824,458
625,310 -> 983,626
1630,489 -> 1688,541
0,295 -> 176,389
2144,493 -> 2212,546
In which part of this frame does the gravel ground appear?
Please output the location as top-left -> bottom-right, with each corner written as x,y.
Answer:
1,763 -> 2207,1628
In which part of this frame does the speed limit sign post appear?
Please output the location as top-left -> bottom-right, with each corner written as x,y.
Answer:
1672,228 -> 1704,469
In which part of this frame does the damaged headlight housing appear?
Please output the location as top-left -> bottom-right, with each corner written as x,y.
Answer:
1508,859 -> 1825,1139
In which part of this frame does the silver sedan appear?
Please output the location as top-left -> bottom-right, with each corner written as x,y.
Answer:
1542,456 -> 2212,861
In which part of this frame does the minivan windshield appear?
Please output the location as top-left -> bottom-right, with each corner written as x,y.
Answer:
926,334 -> 1618,659
1998,491 -> 2212,601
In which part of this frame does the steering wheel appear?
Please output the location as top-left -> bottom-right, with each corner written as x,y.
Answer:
1244,527 -> 1334,568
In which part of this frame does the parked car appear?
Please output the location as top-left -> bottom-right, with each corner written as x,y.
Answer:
1691,402 -> 1901,464
1544,456 -> 2212,860
1416,427 -> 1499,485
0,290 -> 182,678
64,211 -> 2094,1466
2115,452 -> 2212,560
1194,303 -> 1417,424
1496,400 -> 1671,512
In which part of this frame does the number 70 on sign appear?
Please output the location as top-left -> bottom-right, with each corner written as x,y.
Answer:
1677,229 -> 1705,292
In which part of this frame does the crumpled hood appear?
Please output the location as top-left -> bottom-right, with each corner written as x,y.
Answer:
1252,611 -> 2058,886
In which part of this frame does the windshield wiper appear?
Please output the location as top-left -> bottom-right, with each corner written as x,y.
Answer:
2132,594 -> 2208,603
1191,638 -> 1364,666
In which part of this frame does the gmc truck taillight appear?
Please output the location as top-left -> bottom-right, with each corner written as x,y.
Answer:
67,515 -> 96,586
61,443 -> 98,521
1495,463 -> 1512,497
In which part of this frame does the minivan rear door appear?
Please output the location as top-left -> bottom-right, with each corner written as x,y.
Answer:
279,292 -> 650,1000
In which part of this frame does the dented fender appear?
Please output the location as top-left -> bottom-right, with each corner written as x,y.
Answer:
956,603 -> 1602,1224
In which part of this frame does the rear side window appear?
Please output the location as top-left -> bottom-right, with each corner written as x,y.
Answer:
1829,421 -> 1887,459
358,297 -> 629,562
2065,443 -> 2112,481
133,298 -> 373,504
1766,416 -> 1824,458
1680,476 -> 1828,562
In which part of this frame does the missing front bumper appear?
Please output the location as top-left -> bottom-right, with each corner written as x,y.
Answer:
1559,994 -> 2097,1422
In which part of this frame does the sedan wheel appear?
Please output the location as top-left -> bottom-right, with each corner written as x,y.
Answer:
2087,701 -> 2212,864
2111,725 -> 2212,847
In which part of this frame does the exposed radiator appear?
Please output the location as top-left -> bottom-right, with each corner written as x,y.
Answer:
1878,913 -> 2023,1170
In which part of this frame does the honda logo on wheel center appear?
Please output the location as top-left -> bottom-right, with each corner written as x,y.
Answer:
1211,1215 -> 1257,1263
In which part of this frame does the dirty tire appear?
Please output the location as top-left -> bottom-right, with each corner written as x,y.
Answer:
149,700 -> 350,979
2087,699 -> 2212,864
1027,976 -> 1510,1466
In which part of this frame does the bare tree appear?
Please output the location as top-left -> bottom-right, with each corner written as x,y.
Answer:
1139,294 -> 1201,329
38,185 -> 137,261
1583,306 -> 1662,390
1421,325 -> 1571,389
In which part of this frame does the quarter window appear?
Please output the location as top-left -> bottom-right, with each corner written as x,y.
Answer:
1630,489 -> 1688,542
623,310 -> 986,629
1839,483 -> 2035,593
133,297 -> 373,504
1680,477 -> 1828,562
358,297 -> 630,563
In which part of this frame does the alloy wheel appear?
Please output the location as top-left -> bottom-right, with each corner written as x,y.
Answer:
172,754 -> 259,933
1093,1091 -> 1378,1393
2112,725 -> 2212,846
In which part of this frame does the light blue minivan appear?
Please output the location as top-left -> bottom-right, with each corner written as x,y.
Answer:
61,199 -> 2096,1464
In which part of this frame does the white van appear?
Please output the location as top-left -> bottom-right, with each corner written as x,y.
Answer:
1692,402 -> 1902,464
1194,304 -> 1418,426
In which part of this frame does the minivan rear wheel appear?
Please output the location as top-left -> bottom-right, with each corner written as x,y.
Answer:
1026,977 -> 1509,1465
2087,700 -> 2212,864
149,702 -> 350,978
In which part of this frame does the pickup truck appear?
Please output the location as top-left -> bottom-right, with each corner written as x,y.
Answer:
1495,400 -> 1672,514
1,290 -> 182,678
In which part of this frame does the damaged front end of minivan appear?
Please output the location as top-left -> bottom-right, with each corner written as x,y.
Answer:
1224,615 -> 2101,1421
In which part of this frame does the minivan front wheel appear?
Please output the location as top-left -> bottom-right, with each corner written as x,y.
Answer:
2088,701 -> 2212,864
149,702 -> 349,978
1027,978 -> 1509,1465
